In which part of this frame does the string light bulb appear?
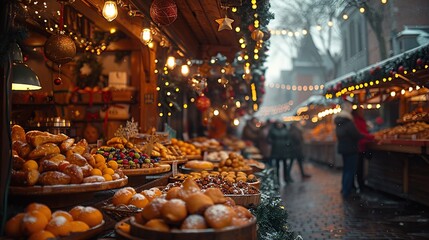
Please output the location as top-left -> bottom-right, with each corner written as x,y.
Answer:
102,0 -> 118,22
166,56 -> 176,69
181,64 -> 190,76
141,28 -> 152,45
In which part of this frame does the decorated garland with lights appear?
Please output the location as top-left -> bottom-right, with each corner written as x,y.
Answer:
252,168 -> 297,240
324,43 -> 429,99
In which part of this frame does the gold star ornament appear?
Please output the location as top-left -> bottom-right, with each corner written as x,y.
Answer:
215,16 -> 234,31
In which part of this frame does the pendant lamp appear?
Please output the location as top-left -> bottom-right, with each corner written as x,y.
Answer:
11,43 -> 41,91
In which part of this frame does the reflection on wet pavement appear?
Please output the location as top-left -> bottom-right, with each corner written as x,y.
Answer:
280,162 -> 429,239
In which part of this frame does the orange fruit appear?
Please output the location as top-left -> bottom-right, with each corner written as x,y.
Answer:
112,188 -> 134,206
75,206 -> 103,228
107,160 -> 118,170
69,206 -> 85,220
5,213 -> 25,238
123,187 -> 136,195
26,203 -> 51,220
102,167 -> 115,175
128,193 -> 149,208
69,221 -> 90,233
28,230 -> 55,240
91,168 -> 102,176
52,210 -> 73,222
22,210 -> 49,235
23,160 -> 38,171
46,216 -> 72,237
103,174 -> 112,181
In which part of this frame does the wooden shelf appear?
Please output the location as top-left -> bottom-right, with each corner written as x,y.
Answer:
71,119 -> 130,123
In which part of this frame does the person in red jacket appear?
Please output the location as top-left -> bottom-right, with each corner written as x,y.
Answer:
352,107 -> 375,192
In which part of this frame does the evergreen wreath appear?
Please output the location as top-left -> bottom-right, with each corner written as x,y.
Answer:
75,53 -> 103,89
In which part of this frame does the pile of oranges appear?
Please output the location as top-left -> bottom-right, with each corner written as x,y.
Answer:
5,203 -> 103,239
171,138 -> 201,157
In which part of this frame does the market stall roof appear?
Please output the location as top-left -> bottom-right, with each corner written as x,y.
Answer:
323,43 -> 429,102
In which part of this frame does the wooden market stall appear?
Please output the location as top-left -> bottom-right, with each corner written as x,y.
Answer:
0,0 -> 280,239
323,43 -> 429,207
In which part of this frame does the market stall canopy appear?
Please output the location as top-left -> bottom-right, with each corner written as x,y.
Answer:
323,43 -> 429,103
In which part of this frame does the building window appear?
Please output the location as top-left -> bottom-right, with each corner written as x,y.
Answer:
357,19 -> 363,53
350,20 -> 356,56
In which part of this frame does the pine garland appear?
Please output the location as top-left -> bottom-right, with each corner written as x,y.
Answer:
252,168 -> 297,240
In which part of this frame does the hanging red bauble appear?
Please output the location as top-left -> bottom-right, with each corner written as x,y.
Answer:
44,34 -> 76,64
398,65 -> 405,73
196,95 -> 211,112
248,24 -> 255,32
150,0 -> 178,26
417,58 -> 423,65
54,77 -> 62,85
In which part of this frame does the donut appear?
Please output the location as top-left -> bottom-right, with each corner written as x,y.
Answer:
181,214 -> 207,230
141,198 -> 167,220
204,204 -> 234,229
144,219 -> 170,232
203,188 -> 226,204
231,217 -> 251,227
52,210 -> 73,222
160,199 -> 187,223
185,192 -> 214,214
223,197 -> 236,207
233,205 -> 253,219
142,189 -> 159,202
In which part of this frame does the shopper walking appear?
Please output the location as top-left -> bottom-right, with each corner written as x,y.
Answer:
242,117 -> 260,148
334,102 -> 364,199
268,120 -> 290,184
287,122 -> 311,181
352,107 -> 374,193
258,119 -> 272,166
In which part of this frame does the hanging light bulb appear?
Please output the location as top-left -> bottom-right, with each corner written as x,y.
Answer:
166,56 -> 176,69
102,0 -> 118,22
181,64 -> 190,76
141,28 -> 152,45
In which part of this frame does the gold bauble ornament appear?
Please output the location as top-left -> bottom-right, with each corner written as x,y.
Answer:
251,29 -> 264,41
44,34 -> 76,64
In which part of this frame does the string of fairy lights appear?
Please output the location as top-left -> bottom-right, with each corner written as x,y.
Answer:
326,66 -> 429,99
257,101 -> 294,117
267,83 -> 324,92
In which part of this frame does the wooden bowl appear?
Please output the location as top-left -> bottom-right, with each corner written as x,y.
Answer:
225,192 -> 261,208
128,216 -> 257,240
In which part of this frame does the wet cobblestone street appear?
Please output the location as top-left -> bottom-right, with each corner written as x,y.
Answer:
280,162 -> 429,240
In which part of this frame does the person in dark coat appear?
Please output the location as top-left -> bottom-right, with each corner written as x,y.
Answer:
258,119 -> 272,165
242,117 -> 260,148
334,102 -> 364,199
268,120 -> 289,184
287,122 -> 311,181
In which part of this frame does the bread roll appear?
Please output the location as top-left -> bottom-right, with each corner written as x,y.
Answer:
38,160 -> 59,173
12,140 -> 31,158
66,153 -> 87,166
26,131 -> 68,147
11,125 -> 26,142
60,138 -> 75,152
44,153 -> 66,164
160,199 -> 187,223
28,143 -> 60,159
82,175 -> 105,183
204,204 -> 234,229
62,164 -> 84,184
181,214 -> 207,230
203,188 -> 226,204
80,164 -> 93,177
141,198 -> 167,220
12,155 -> 26,170
11,169 -> 40,186
38,171 -> 71,185
185,193 -> 214,214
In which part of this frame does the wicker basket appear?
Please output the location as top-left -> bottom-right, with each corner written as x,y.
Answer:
101,204 -> 142,222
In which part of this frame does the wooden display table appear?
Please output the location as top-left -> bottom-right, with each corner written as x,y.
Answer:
303,141 -> 343,168
367,140 -> 429,207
